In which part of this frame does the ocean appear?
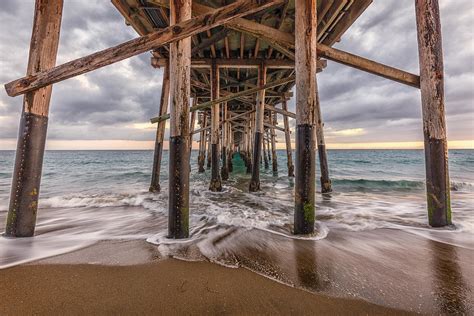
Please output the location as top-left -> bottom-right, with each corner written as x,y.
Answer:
0,149 -> 472,313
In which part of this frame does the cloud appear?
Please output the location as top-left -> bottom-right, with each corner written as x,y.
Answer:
0,0 -> 472,149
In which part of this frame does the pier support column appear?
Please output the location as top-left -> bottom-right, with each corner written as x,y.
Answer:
246,120 -> 252,174
270,112 -> 278,174
221,102 -> 229,180
263,129 -> 269,169
168,0 -> 191,239
249,64 -> 266,191
206,129 -> 212,169
294,0 -> 317,235
5,0 -> 63,237
315,90 -> 332,193
189,99 -> 196,155
209,63 -> 223,191
150,64 -> 170,192
266,131 -> 272,163
227,123 -> 233,172
415,0 -> 451,227
198,113 -> 207,173
282,99 -> 294,177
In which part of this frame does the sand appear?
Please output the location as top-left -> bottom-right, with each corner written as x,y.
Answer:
0,258 -> 413,315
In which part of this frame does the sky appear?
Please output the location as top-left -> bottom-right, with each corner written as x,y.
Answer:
0,0 -> 472,150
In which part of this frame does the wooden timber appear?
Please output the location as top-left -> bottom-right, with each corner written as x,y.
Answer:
5,0 -> 63,238
168,0 -> 192,239
149,64 -> 170,193
5,0 -> 284,97
294,0 -> 317,235
415,0 -> 451,227
282,99 -> 294,177
249,63 -> 266,192
209,63 -> 223,191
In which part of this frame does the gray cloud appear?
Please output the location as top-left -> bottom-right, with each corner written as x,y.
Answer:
0,0 -> 472,147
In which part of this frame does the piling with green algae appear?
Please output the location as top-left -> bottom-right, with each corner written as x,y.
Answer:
415,0 -> 451,227
168,0 -> 191,238
5,0 -> 63,237
294,0 -> 317,235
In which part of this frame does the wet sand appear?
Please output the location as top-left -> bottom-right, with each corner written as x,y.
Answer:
1,258 -> 411,315
1,229 -> 472,314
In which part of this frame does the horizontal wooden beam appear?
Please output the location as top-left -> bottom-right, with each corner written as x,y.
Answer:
265,122 -> 285,132
264,104 -> 295,119
4,0 -> 284,97
152,57 -> 326,70
150,75 -> 295,123
197,5 -> 422,89
148,0 -> 418,88
318,45 -> 420,88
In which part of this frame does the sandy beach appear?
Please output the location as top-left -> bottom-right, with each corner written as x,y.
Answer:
2,228 -> 472,315
1,250 -> 411,315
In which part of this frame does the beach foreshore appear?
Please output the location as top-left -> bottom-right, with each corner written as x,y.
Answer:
1,228 -> 473,315
2,250 -> 411,316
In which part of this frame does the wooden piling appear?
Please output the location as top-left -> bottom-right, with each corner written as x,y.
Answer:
282,99 -> 294,177
263,129 -> 269,169
415,0 -> 451,227
294,0 -> 317,235
227,112 -> 233,172
150,64 -> 170,192
315,87 -> 332,193
270,111 -> 278,173
266,131 -> 272,163
209,63 -> 222,191
5,0 -> 63,237
249,64 -> 266,191
197,112 -> 207,173
221,102 -> 229,180
206,129 -> 212,169
189,100 -> 196,155
168,0 -> 191,239
246,119 -> 252,174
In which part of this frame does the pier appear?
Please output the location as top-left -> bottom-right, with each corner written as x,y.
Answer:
4,0 -> 451,238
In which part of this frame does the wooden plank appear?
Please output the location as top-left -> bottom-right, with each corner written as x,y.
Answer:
5,0 -> 284,97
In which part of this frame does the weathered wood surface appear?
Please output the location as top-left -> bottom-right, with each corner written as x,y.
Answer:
152,1 -> 419,89
152,57 -> 309,69
5,0 -> 63,238
249,63 -> 266,192
270,112 -> 278,173
221,102 -> 229,180
294,0 -> 317,235
168,0 -> 192,239
149,65 -> 170,193
150,76 -> 295,123
314,80 -> 332,193
209,63 -> 222,191
265,104 -> 296,119
415,0 -> 451,227
5,0 -> 284,97
282,99 -> 294,177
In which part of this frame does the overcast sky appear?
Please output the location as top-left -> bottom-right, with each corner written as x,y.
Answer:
0,0 -> 472,149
